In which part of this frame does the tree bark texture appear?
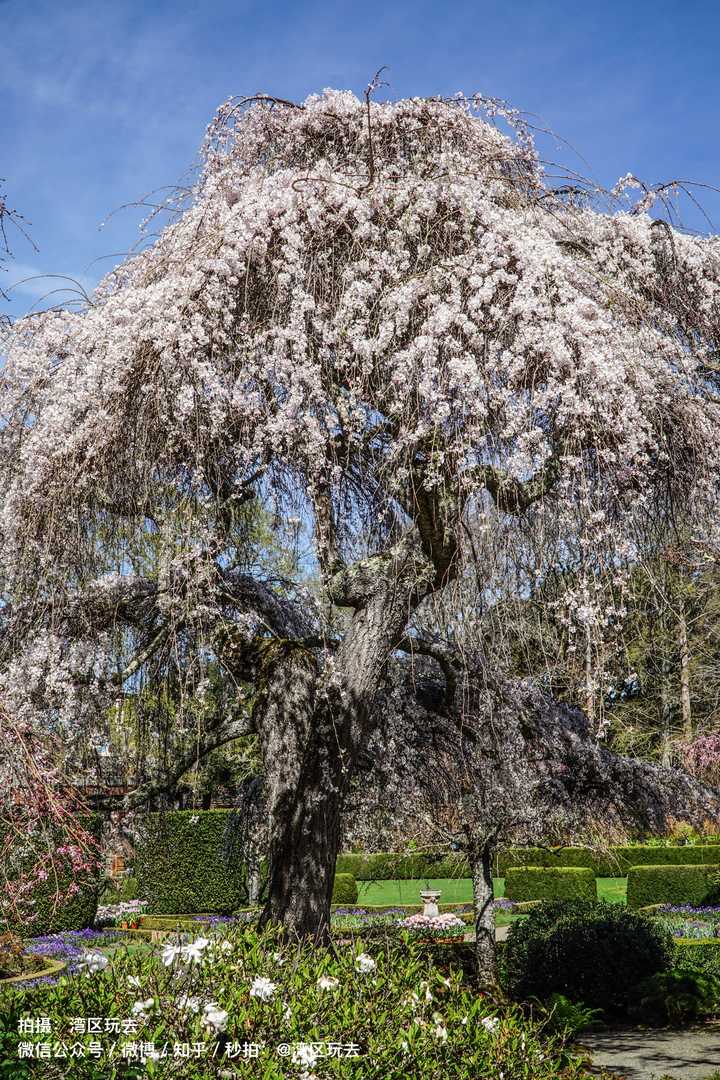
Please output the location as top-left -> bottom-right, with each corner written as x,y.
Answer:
470,841 -> 499,990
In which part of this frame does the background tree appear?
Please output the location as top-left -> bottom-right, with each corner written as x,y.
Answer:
352,651 -> 720,988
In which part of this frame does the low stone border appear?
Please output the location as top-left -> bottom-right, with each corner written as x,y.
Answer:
1,957 -> 67,985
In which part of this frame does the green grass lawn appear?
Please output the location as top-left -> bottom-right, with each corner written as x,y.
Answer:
357,876 -> 628,907
596,877 -> 627,904
357,877 -> 474,906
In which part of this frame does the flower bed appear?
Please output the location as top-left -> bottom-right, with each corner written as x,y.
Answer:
0,926 -> 606,1078
654,903 -> 720,940
21,929 -> 123,987
96,899 -> 148,927
398,913 -> 467,941
0,957 -> 66,986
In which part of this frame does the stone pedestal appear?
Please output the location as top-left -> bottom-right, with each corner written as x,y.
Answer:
420,889 -> 442,917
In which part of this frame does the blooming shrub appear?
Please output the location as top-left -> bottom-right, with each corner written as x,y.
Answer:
95,899 -> 147,927
680,734 -> 720,788
0,927 -> 608,1078
398,914 -> 466,939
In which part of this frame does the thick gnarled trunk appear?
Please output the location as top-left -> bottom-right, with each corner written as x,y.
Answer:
255,537 -> 439,939
260,723 -> 347,941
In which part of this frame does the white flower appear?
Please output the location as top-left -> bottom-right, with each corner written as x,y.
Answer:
249,976 -> 277,1001
355,953 -> 376,973
182,936 -> 211,964
292,1043 -> 320,1067
218,939 -> 233,953
282,1003 -> 292,1022
189,814 -> 199,824
432,1022 -> 448,1042
481,1015 -> 500,1034
77,951 -> 109,974
161,943 -> 185,967
202,1002 -> 228,1032
272,951 -> 286,966
127,974 -> 142,989
131,998 -> 155,1020
177,995 -> 202,1013
317,974 -> 339,991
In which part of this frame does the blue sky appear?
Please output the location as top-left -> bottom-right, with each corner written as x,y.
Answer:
2,0 -> 720,318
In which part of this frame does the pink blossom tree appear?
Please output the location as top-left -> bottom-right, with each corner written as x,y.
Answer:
2,89 -> 720,939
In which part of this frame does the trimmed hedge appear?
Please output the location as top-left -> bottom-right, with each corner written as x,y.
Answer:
504,866 -> 596,903
2,815 -> 102,935
337,844 -> 720,881
136,810 -> 253,915
674,938 -> 720,978
331,874 -> 358,905
335,852 -> 469,880
626,864 -> 720,909
496,843 -> 720,877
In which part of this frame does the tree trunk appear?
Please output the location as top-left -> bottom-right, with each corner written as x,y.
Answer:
254,539 -> 439,941
247,861 -> 262,905
260,726 -> 346,942
660,656 -> 674,768
470,841 -> 499,990
584,622 -> 595,728
678,606 -> 692,739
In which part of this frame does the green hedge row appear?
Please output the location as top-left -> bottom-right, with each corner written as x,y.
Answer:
504,866 -> 596,903
627,864 -> 720,908
336,845 -> 720,881
335,852 -> 469,880
1,815 -> 102,936
135,810 -> 256,915
496,844 -> 720,877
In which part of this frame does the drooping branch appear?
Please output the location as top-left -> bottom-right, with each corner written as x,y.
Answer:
94,711 -> 257,812
472,459 -> 561,515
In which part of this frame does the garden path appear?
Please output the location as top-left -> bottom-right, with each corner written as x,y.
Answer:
582,1023 -> 720,1079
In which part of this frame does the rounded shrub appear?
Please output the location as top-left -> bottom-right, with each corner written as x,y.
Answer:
332,873 -> 358,905
504,866 -> 596,902
502,899 -> 673,1013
